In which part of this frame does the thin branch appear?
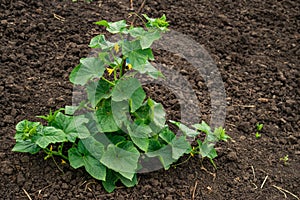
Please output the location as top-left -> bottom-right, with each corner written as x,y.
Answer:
191,180 -> 198,200
272,185 -> 299,200
22,188 -> 32,200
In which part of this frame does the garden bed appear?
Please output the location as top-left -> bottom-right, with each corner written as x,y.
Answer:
0,0 -> 299,199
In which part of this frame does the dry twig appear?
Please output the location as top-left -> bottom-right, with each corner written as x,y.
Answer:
191,180 -> 198,200
272,185 -> 299,200
22,188 -> 32,200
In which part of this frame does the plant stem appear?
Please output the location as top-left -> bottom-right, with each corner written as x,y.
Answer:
101,77 -> 115,86
51,151 -> 69,161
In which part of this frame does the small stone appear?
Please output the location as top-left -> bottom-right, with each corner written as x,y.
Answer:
20,156 -> 29,163
165,195 -> 173,200
61,183 -> 68,189
3,115 -> 14,124
151,179 -> 160,187
227,151 -> 238,161
17,173 -> 26,184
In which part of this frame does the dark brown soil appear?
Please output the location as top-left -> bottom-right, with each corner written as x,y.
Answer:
1,0 -> 299,199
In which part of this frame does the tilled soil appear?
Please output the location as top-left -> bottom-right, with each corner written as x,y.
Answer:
0,0 -> 299,199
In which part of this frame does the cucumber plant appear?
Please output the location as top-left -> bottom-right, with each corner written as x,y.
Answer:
12,14 -> 229,192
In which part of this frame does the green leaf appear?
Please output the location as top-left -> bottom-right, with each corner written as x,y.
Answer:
159,127 -> 175,143
117,173 -> 138,187
68,141 -> 106,181
197,140 -> 217,159
94,20 -> 109,27
100,142 -> 140,180
68,147 -> 85,168
102,169 -> 119,193
170,120 -> 199,137
143,14 -> 169,31
134,61 -> 164,79
127,123 -> 151,152
70,57 -> 106,86
95,99 -> 120,132
12,140 -> 41,154
192,121 -> 211,135
35,127 -> 67,148
95,20 -> 128,34
171,136 -> 191,160
147,99 -> 166,133
80,136 -> 105,160
87,79 -> 112,108
147,138 -> 162,151
52,113 -> 90,142
89,34 -> 114,49
14,120 -> 42,141
128,27 -> 161,49
146,145 -> 176,170
214,127 -> 230,141
122,40 -> 154,69
112,77 -> 146,113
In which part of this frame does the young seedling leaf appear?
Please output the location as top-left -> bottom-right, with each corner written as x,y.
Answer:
192,121 -> 211,135
95,20 -> 128,34
169,120 -> 199,137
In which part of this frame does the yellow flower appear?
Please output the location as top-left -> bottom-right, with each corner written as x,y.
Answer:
61,159 -> 66,165
106,68 -> 114,76
114,43 -> 119,53
127,63 -> 133,70
50,145 -> 53,151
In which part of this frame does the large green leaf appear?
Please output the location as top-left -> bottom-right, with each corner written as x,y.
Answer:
95,99 -> 120,132
128,27 -> 161,49
112,77 -> 146,113
100,142 -> 140,180
146,145 -> 176,170
68,140 -> 106,181
95,20 -> 128,34
12,140 -> 41,154
69,57 -> 105,86
80,136 -> 105,160
127,123 -> 151,152
35,127 -> 67,148
89,34 -> 114,49
122,40 -> 154,69
171,136 -> 191,160
52,112 -> 90,142
87,79 -> 112,108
